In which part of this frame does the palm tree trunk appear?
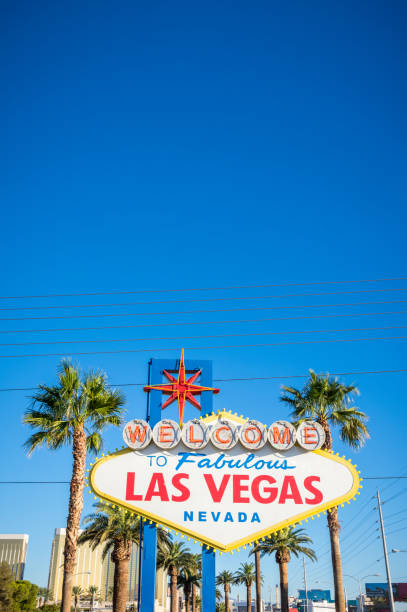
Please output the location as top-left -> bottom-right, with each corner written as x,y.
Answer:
247,585 -> 251,612
192,584 -> 196,612
184,584 -> 191,612
113,559 -> 130,612
328,508 -> 345,612
279,562 -> 289,612
112,539 -> 131,612
255,550 -> 261,612
170,566 -> 178,612
320,419 -> 346,612
225,584 -> 229,612
61,425 -> 87,612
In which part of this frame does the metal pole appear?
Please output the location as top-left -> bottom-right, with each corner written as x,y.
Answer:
377,490 -> 395,612
303,558 -> 308,612
358,579 -> 363,612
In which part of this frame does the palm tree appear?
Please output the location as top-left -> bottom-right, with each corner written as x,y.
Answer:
107,586 -> 114,602
72,586 -> 82,612
157,541 -> 193,612
253,548 -> 262,612
281,370 -> 369,612
189,554 -> 201,612
234,562 -> 256,612
216,571 -> 234,612
38,588 -> 52,606
178,570 -> 200,612
88,586 -> 99,612
24,360 -> 125,612
254,527 -> 316,612
79,502 -> 172,612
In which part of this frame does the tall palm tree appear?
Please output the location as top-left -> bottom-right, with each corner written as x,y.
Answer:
281,370 -> 369,612
72,586 -> 82,612
177,570 -> 200,612
254,527 -> 316,612
189,554 -> 201,612
254,548 -> 262,612
234,562 -> 256,612
79,502 -> 171,612
24,360 -> 125,612
216,571 -> 235,612
157,541 -> 193,612
88,586 -> 99,612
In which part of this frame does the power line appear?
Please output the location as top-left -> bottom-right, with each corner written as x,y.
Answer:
386,526 -> 407,536
384,488 -> 407,504
0,334 -> 406,358
1,300 -> 407,322
1,310 -> 406,335
1,368 -> 407,392
0,476 -> 404,484
0,325 -> 405,347
1,288 -> 407,312
384,509 -> 407,520
364,477 -> 407,479
2,277 -> 406,300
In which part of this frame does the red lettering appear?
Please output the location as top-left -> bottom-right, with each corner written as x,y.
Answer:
127,424 -> 147,444
273,427 -> 291,444
251,475 -> 278,504
159,425 -> 173,443
189,425 -> 203,444
125,472 -> 143,501
171,473 -> 190,502
214,426 -> 231,444
243,426 -> 261,444
233,475 -> 250,503
204,474 -> 231,502
304,476 -> 323,504
279,476 -> 303,504
144,473 -> 169,501
304,426 -> 317,444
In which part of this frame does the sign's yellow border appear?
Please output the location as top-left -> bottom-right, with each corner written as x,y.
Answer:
88,411 -> 361,552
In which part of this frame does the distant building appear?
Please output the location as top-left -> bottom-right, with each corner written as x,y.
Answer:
304,603 -> 335,612
47,528 -> 167,610
0,534 -> 29,579
235,602 -> 265,612
298,590 -> 332,602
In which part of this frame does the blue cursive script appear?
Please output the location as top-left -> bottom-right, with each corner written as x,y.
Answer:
175,452 -> 295,472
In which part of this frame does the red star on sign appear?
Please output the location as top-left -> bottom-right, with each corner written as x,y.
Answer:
143,349 -> 220,426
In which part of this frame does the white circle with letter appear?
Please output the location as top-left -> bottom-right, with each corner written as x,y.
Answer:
152,419 -> 181,449
296,421 -> 325,450
182,419 -> 210,449
268,420 -> 296,450
210,419 -> 238,449
239,419 -> 267,450
123,419 -> 152,450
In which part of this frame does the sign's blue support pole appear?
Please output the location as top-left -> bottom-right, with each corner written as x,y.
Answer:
199,360 -> 216,612
139,359 -> 161,612
202,548 -> 216,612
139,356 -> 216,612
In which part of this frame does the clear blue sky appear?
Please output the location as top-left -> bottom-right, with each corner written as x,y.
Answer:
1,0 -> 407,606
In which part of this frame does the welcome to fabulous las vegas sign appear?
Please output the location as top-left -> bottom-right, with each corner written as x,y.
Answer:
88,352 -> 361,552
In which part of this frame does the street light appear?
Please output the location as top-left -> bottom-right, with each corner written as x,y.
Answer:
392,549 -> 407,553
343,574 -> 381,612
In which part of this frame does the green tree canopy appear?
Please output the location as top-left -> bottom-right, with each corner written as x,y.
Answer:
11,581 -> 38,612
0,562 -> 13,612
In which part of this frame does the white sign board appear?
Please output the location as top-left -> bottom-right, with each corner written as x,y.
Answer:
89,412 -> 360,551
